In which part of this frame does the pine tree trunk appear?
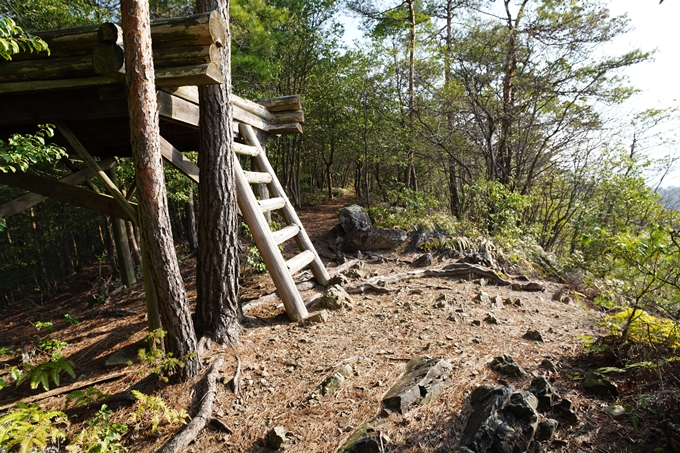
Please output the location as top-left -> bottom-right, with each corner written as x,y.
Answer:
195,0 -> 241,345
185,188 -> 198,253
120,0 -> 199,378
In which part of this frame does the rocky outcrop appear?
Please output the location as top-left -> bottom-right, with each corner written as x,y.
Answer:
338,204 -> 373,234
319,285 -> 353,311
343,227 -> 407,252
382,357 -> 453,415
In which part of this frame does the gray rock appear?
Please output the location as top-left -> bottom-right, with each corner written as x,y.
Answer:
264,426 -> 288,449
489,355 -> 528,378
552,290 -> 564,301
540,359 -> 557,372
529,376 -> 556,410
412,253 -> 433,268
337,419 -> 386,453
338,204 -> 373,234
553,398 -> 578,424
311,364 -> 353,399
477,291 -> 490,304
459,386 -> 540,453
305,310 -> 329,324
343,228 -> 408,252
534,418 -> 558,442
484,313 -> 498,324
105,349 -> 137,368
492,295 -> 503,308
382,357 -> 453,414
583,371 -> 618,397
603,405 -> 628,418
328,274 -> 349,286
523,329 -> 544,342
319,285 -> 353,311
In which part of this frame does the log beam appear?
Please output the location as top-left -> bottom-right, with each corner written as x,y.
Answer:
0,157 -> 116,218
0,171 -> 136,221
159,136 -> 199,183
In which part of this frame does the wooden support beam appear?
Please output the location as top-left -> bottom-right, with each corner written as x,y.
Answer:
0,54 -> 96,82
232,103 -> 270,132
159,136 -> 199,183
258,95 -> 302,112
0,157 -> 116,218
107,168 -> 137,287
233,157 -> 308,321
157,90 -> 200,126
233,96 -> 273,122
56,122 -> 138,223
0,171 -> 136,221
155,63 -> 223,87
268,123 -> 303,135
0,76 -> 120,95
270,110 -> 304,125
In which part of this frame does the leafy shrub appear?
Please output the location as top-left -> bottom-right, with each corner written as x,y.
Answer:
34,321 -> 53,332
66,387 -> 111,410
39,338 -> 68,356
128,390 -> 189,434
137,329 -> 187,382
0,402 -> 68,452
603,307 -> 680,349
66,404 -> 128,453
64,314 -> 80,326
16,356 -> 75,391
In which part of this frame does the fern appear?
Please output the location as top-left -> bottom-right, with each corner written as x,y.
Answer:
0,402 -> 68,453
128,390 -> 189,434
66,386 -> 110,410
66,404 -> 128,453
16,356 -> 75,391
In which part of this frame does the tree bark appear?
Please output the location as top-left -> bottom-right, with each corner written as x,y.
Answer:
120,0 -> 199,378
195,0 -> 241,345
185,188 -> 199,253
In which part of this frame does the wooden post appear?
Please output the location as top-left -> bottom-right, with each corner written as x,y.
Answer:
107,168 -> 137,287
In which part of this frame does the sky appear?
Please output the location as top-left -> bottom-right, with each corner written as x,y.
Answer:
339,0 -> 680,187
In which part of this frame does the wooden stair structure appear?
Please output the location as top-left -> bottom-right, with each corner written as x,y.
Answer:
0,11 -> 328,321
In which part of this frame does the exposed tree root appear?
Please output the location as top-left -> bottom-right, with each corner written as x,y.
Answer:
158,356 -> 224,453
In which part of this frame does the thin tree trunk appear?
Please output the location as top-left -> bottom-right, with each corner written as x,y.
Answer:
120,0 -> 199,378
126,220 -> 143,267
195,0 -> 241,345
185,188 -> 198,253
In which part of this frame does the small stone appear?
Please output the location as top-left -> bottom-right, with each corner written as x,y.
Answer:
561,296 -> 573,304
523,328 -> 544,342
553,398 -> 578,424
540,359 -> 557,372
264,426 -> 288,449
503,297 -> 514,305
319,285 -> 353,311
489,354 -> 527,378
412,253 -> 433,268
478,278 -> 488,287
513,299 -> 524,307
476,291 -> 490,304
491,295 -> 503,308
382,358 -> 453,414
472,338 -> 481,344
535,418 -> 559,442
105,349 -> 137,368
471,319 -> 481,326
552,290 -> 563,301
305,310 -> 329,324
529,376 -> 557,410
583,371 -> 618,397
603,405 -> 628,418
483,313 -> 498,324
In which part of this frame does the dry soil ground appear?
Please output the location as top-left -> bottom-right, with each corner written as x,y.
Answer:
0,200 -> 673,453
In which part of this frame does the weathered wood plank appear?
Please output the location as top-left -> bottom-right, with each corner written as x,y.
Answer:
160,86 -> 199,104
271,224 -> 300,245
232,103 -> 270,132
0,171 -> 136,221
150,11 -> 227,48
233,95 -> 273,122
0,157 -> 116,218
0,76 -> 120,95
154,45 -> 219,69
0,54 -> 95,82
157,90 -> 200,126
155,63 -> 223,87
258,95 -> 302,112
286,250 -> 315,276
56,122 -> 138,223
268,122 -> 303,135
270,110 -> 304,125
92,42 -> 125,77
159,136 -> 199,183
244,171 -> 273,185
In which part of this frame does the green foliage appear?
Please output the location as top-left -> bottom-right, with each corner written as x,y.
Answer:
33,320 -> 53,332
1,0 -> 118,31
66,386 -> 110,410
603,307 -> 680,349
66,404 -> 128,453
463,179 -> 531,239
64,313 -> 80,326
137,329 -> 186,382
128,390 -> 189,434
0,346 -> 18,356
0,402 -> 68,453
16,356 -> 75,391
368,188 -> 460,234
0,16 -> 49,60
0,124 -> 67,174
38,338 -> 67,356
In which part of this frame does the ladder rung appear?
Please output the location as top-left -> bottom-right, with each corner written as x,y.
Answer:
234,142 -> 259,157
271,224 -> 300,245
244,171 -> 273,184
258,197 -> 286,213
286,250 -> 315,275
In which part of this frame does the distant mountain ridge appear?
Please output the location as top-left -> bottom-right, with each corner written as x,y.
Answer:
658,186 -> 680,211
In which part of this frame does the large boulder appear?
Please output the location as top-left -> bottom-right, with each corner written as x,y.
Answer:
343,227 -> 407,252
338,204 -> 373,235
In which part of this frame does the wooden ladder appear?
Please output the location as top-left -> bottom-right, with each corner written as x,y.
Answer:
234,123 -> 329,321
